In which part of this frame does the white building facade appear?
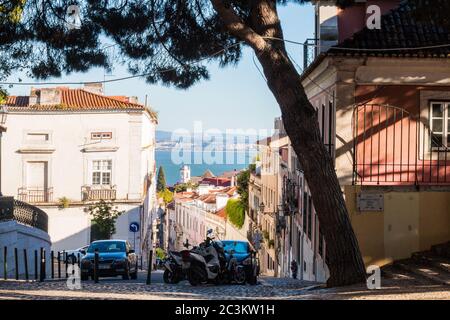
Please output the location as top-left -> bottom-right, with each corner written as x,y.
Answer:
169,185 -> 248,250
2,86 -> 158,256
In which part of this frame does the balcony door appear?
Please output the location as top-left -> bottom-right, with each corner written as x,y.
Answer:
26,161 -> 48,202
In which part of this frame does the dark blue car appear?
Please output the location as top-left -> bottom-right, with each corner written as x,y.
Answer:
80,240 -> 138,280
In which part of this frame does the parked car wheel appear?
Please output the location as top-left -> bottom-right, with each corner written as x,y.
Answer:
130,268 -> 138,280
234,266 -> 246,285
248,275 -> 257,285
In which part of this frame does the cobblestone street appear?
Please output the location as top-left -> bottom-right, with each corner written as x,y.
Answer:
0,271 -> 448,300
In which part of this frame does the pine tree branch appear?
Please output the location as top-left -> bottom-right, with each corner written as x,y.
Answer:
209,0 -> 267,53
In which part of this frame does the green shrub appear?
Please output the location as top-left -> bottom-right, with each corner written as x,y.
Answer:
225,198 -> 245,229
155,248 -> 166,260
57,197 -> 70,209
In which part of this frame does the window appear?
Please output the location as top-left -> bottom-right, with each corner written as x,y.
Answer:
27,133 -> 49,141
92,160 -> 112,185
430,102 -> 450,148
91,132 -> 112,140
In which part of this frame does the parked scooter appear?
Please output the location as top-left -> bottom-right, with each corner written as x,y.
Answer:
163,251 -> 185,284
181,230 -> 225,286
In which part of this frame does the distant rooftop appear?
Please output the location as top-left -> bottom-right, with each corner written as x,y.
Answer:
4,86 -> 157,120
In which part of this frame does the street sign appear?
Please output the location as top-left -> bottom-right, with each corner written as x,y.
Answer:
129,222 -> 140,233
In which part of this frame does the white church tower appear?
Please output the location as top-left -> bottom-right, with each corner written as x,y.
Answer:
180,165 -> 191,183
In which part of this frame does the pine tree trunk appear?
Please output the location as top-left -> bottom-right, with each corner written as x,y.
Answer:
257,48 -> 366,287
211,0 -> 366,287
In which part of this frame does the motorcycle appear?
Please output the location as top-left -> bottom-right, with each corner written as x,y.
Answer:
181,230 -> 226,286
163,251 -> 185,284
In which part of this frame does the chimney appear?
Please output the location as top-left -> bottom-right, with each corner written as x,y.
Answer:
29,88 -> 38,105
129,96 -> 139,104
83,83 -> 104,95
36,88 -> 62,105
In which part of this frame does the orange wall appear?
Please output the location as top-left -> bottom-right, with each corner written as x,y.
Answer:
354,85 -> 450,185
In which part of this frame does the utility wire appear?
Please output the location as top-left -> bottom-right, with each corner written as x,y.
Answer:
262,36 -> 450,52
2,37 -> 450,87
252,54 -> 267,83
0,41 -> 244,86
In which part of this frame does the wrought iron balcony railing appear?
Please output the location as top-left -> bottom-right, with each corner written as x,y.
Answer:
352,104 -> 450,185
18,187 -> 53,203
0,196 -> 48,232
81,185 -> 117,201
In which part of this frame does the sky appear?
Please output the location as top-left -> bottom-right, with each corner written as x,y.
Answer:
7,3 -> 315,133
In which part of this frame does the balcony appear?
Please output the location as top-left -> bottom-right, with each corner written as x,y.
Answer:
0,196 -> 48,232
352,104 -> 450,186
81,185 -> 117,201
18,187 -> 53,203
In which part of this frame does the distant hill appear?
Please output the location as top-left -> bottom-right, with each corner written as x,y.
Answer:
156,130 -> 260,144
156,130 -> 174,142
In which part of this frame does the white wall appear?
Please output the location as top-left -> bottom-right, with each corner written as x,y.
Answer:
0,221 -> 51,279
47,206 -> 91,252
3,111 -> 135,200
2,110 -> 157,252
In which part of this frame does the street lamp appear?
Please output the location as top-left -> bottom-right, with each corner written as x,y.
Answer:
258,202 -> 265,214
0,105 -> 7,197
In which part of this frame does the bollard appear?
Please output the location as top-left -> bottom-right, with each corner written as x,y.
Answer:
14,248 -> 18,280
135,256 -> 138,276
146,250 -> 153,285
72,253 -> 75,272
39,247 -> 44,282
64,250 -> 68,278
34,250 -> 38,280
43,248 -> 46,279
51,251 -> 55,279
57,251 -> 61,278
3,246 -> 7,280
94,249 -> 99,283
23,249 -> 29,281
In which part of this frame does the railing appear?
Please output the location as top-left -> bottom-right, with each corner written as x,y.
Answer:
18,187 -> 53,203
81,185 -> 116,201
352,104 -> 450,185
0,197 -> 48,232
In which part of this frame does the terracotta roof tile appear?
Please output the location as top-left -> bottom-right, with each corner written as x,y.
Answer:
329,0 -> 450,56
5,88 -> 157,119
216,207 -> 227,218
